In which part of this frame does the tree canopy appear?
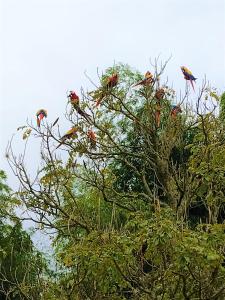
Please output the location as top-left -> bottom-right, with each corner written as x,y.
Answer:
4,62 -> 225,299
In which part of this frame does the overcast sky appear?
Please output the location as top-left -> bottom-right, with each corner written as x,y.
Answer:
1,0 -> 225,188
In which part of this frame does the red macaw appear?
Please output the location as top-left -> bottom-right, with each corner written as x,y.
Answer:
181,66 -> 197,92
155,88 -> 165,100
133,71 -> 154,87
87,129 -> 97,149
56,127 -> 78,149
171,105 -> 182,119
36,109 -> 47,127
68,91 -> 91,122
68,91 -> 79,106
105,73 -> 119,89
96,73 -> 119,106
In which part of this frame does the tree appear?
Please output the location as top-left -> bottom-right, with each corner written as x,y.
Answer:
0,170 -> 48,299
6,62 -> 225,299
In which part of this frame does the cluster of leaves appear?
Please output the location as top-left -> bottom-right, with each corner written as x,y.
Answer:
0,171 -> 49,299
5,63 -> 225,299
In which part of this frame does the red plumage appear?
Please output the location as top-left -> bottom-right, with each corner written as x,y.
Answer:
171,105 -> 182,118
87,129 -> 97,149
105,74 -> 119,89
68,91 -> 79,105
36,109 -> 47,127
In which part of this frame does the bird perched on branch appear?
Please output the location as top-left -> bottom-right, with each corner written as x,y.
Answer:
68,91 -> 79,106
133,71 -> 154,87
105,73 -> 119,89
36,109 -> 47,127
89,73 -> 119,107
181,66 -> 197,91
154,88 -> 166,100
68,91 -> 91,122
171,105 -> 182,118
56,127 -> 78,149
87,129 -> 97,149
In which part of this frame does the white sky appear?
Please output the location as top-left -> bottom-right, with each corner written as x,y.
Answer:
1,0 -> 225,188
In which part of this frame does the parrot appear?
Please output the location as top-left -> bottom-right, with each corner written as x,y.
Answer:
133,71 -> 154,87
68,91 -> 79,106
105,73 -> 119,89
87,129 -> 97,149
68,91 -> 91,122
97,73 -> 119,106
89,73 -> 119,107
155,88 -> 165,100
180,66 -> 197,92
36,109 -> 47,127
170,105 -> 182,118
56,127 -> 78,149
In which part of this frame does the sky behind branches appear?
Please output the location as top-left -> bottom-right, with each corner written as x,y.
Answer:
1,0 -> 225,188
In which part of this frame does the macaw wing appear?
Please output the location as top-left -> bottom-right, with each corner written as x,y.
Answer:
189,74 -> 197,81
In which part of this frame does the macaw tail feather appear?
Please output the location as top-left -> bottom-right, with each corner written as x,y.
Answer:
76,107 -> 91,123
155,111 -> 161,128
37,117 -> 40,127
190,80 -> 195,92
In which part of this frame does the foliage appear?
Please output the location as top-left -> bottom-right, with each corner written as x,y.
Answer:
5,62 -> 225,299
0,171 -> 48,299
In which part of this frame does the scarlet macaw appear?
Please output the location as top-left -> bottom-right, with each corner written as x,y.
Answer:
133,71 -> 154,87
68,91 -> 79,106
105,73 -> 119,89
89,73 -> 119,107
87,129 -> 97,149
171,105 -> 182,118
36,109 -> 47,127
68,91 -> 91,122
155,88 -> 165,100
180,66 -> 197,91
56,127 -> 78,149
